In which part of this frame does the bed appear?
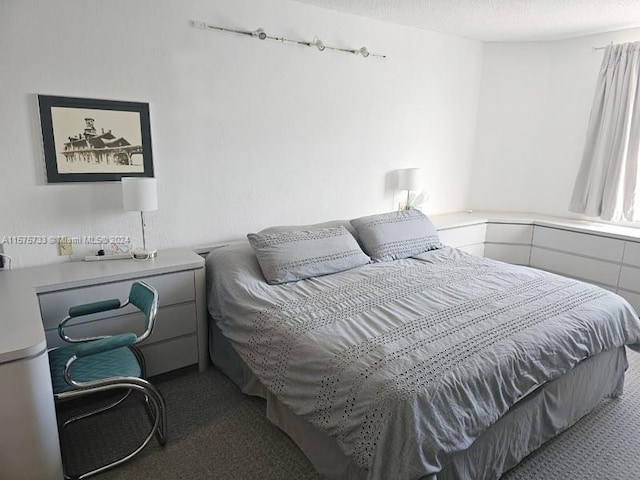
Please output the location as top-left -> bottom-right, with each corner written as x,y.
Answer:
205,211 -> 640,479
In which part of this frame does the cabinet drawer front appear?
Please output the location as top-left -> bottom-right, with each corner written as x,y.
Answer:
623,242 -> 640,267
458,243 -> 485,257
618,266 -> 640,293
45,303 -> 196,349
532,227 -> 624,262
485,224 -> 533,244
529,247 -> 620,287
437,224 -> 486,248
39,270 -> 194,329
484,244 -> 530,265
140,336 -> 198,376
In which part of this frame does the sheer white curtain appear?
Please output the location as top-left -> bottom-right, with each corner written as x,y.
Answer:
569,41 -> 640,222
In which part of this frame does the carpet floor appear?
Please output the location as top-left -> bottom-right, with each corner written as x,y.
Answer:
58,350 -> 640,479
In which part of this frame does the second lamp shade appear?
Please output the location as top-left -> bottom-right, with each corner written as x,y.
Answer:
398,168 -> 422,191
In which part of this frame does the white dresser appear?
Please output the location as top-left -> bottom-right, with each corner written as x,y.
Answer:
529,225 -> 640,308
432,211 -> 640,314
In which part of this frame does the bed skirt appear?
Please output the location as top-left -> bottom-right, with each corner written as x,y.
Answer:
209,318 -> 627,479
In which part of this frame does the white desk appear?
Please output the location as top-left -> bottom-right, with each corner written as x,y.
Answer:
0,249 -> 205,479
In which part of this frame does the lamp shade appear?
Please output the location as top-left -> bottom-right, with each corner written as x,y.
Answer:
397,168 -> 422,191
122,177 -> 158,212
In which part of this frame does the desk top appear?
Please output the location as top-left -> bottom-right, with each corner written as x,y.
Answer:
0,249 -> 204,364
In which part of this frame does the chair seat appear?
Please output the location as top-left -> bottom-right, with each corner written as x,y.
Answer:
49,344 -> 142,394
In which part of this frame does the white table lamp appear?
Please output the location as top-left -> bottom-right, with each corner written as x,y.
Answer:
122,177 -> 158,259
398,168 -> 422,210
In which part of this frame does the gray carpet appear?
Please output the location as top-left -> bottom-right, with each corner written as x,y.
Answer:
59,350 -> 640,479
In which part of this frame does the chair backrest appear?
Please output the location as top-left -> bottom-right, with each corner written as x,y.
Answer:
129,281 -> 159,341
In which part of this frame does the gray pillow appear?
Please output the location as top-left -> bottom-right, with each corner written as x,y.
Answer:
350,209 -> 441,262
247,226 -> 371,285
259,219 -> 358,240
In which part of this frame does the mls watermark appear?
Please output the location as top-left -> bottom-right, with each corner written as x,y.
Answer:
1,235 -> 131,246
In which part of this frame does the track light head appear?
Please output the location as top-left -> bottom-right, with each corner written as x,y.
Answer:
311,36 -> 325,51
253,28 -> 267,40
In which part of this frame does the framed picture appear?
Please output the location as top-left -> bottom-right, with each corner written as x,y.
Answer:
38,95 -> 154,183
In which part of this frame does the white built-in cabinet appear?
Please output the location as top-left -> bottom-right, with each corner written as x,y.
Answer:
529,226 -> 640,310
4,249 -> 209,377
0,249 -> 207,478
435,216 -> 640,314
39,269 -> 201,376
484,223 -> 533,265
437,222 -> 486,257
529,227 -> 622,290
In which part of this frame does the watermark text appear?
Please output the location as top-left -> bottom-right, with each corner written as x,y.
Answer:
1,235 -> 130,246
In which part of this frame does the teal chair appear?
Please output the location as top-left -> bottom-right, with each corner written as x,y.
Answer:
48,280 -> 167,479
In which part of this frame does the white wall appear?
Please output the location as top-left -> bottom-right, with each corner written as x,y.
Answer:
0,0 -> 483,267
471,27 -> 640,216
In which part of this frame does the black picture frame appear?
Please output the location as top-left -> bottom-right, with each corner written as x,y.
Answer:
38,95 -> 154,183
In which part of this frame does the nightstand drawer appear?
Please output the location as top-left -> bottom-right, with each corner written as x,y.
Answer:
45,302 -> 197,349
39,270 -> 195,329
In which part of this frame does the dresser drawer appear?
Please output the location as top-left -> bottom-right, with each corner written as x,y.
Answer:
623,242 -> 640,267
617,266 -> 640,293
529,246 -> 620,287
485,223 -> 533,244
484,244 -> 530,265
45,302 -> 197,349
140,335 -> 198,376
39,270 -> 195,329
532,226 -> 624,262
437,224 -> 486,248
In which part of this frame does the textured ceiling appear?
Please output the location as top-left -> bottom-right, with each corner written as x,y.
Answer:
292,0 -> 640,41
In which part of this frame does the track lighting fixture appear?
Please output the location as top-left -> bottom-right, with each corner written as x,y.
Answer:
192,20 -> 386,58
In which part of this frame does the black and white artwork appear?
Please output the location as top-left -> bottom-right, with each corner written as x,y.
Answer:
38,95 -> 154,183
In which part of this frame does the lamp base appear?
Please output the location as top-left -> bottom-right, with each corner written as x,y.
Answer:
132,249 -> 157,260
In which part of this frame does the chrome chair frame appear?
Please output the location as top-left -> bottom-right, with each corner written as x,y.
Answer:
50,280 -> 167,480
